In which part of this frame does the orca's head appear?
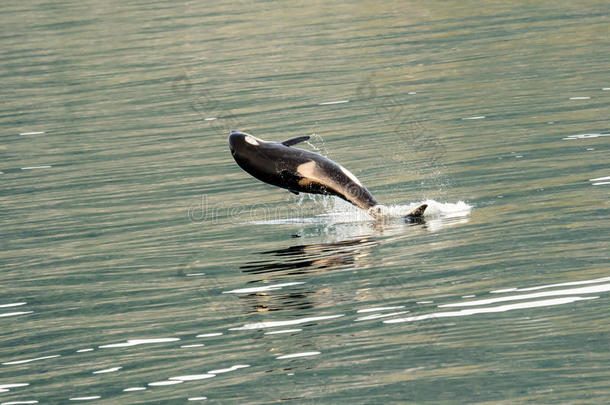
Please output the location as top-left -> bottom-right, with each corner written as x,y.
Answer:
228,130 -> 264,159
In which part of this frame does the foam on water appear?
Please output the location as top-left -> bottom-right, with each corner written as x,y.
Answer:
252,196 -> 471,225
376,199 -> 472,219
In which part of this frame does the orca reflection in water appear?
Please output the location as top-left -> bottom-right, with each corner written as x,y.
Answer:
241,237 -> 377,276
237,237 -> 378,313
228,130 -> 426,221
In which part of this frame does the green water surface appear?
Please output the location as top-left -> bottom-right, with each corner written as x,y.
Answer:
1,1 -> 609,403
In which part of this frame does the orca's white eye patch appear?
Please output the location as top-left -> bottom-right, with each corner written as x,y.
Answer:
245,135 -> 259,146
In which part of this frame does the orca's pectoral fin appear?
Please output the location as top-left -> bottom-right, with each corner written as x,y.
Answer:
282,135 -> 311,147
405,204 -> 427,223
289,189 -> 300,195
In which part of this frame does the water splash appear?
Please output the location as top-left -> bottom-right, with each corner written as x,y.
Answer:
370,199 -> 472,219
253,196 -> 471,226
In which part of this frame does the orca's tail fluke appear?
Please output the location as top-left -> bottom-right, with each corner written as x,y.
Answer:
366,203 -> 427,222
404,204 -> 427,223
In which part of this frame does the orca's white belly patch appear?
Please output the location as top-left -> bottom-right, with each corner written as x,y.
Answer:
296,161 -> 339,192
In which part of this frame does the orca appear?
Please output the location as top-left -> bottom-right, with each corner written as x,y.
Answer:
228,130 -> 426,220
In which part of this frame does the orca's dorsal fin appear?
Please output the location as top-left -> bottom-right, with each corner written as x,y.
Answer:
282,135 -> 310,147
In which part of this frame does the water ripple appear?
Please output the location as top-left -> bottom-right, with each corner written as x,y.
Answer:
2,355 -> 60,366
99,337 -> 180,348
441,283 -> 610,308
385,296 -> 597,323
276,351 -> 321,359
223,282 -> 305,294
229,314 -> 344,331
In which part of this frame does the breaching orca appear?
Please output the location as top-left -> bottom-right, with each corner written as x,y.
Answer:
228,130 -> 426,220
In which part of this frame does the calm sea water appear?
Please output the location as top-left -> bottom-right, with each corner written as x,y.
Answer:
1,1 -> 609,403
